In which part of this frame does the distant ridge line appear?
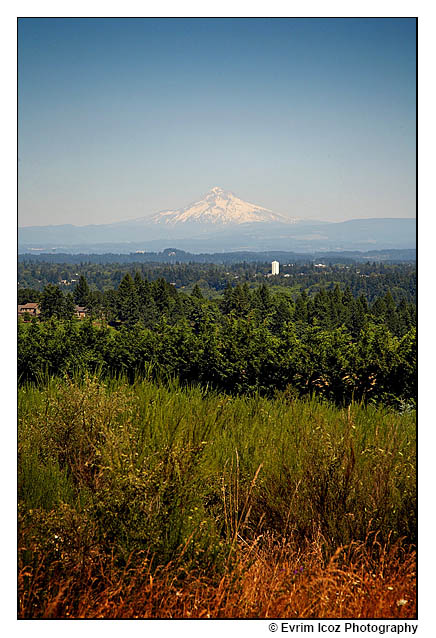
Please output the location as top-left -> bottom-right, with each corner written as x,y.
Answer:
18,248 -> 416,265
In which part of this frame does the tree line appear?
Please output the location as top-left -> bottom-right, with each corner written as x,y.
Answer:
18,260 -> 416,303
18,270 -> 416,407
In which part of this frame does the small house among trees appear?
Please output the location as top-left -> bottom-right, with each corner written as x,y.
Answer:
74,306 -> 89,319
18,303 -> 40,318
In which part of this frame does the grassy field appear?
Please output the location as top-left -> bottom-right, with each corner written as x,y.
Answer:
18,375 -> 416,618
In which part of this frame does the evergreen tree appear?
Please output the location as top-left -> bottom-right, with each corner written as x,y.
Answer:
18,288 -> 41,305
74,275 -> 91,306
152,278 -> 172,315
371,297 -> 387,322
253,283 -> 272,321
270,295 -> 293,335
191,284 -> 204,300
171,294 -> 185,325
313,288 -> 331,328
117,273 -> 140,326
383,291 -> 400,334
86,290 -> 104,318
397,299 -> 413,336
232,284 -> 251,317
357,293 -> 369,314
133,271 -> 146,298
348,298 -> 366,337
294,291 -> 308,324
102,289 -> 118,323
342,287 -> 354,307
63,293 -> 76,319
221,282 -> 234,315
332,283 -> 343,306
40,284 -> 69,319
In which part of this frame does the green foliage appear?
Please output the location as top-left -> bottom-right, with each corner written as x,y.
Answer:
18,259 -> 416,305
18,259 -> 416,407
18,376 -> 416,573
18,288 -> 41,304
40,284 -> 74,320
116,273 -> 140,326
17,259 -> 416,613
18,312 -> 416,406
73,275 -> 91,306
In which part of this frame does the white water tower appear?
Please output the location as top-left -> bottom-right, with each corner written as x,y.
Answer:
272,261 -> 279,275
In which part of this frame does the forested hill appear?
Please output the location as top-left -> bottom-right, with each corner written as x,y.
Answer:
18,262 -> 416,407
18,248 -> 416,265
18,260 -> 416,306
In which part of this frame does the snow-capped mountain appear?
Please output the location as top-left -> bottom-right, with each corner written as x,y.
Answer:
18,184 -> 416,254
145,187 -> 295,226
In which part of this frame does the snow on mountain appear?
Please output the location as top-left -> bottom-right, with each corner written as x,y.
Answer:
145,187 -> 295,226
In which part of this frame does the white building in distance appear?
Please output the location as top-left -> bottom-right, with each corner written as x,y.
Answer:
271,261 -> 279,275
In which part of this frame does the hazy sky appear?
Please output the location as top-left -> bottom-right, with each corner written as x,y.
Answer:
18,17 -> 416,227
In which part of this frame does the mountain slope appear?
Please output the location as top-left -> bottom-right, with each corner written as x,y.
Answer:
18,186 -> 416,253
142,186 -> 294,225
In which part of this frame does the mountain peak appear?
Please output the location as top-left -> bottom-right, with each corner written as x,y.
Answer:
147,188 -> 294,226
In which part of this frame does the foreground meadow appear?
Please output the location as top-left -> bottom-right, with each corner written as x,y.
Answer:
18,376 -> 416,618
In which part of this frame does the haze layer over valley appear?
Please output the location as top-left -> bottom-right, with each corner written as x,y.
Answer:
19,187 -> 415,254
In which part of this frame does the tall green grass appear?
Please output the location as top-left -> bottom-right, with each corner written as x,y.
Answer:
18,374 -> 416,577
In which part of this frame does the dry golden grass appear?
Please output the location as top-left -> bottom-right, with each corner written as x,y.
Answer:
18,378 -> 416,620
18,533 -> 415,620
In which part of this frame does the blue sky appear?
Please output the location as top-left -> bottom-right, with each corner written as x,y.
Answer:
18,17 -> 416,226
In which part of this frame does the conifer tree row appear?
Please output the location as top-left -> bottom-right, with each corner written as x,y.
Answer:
18,269 -> 416,407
